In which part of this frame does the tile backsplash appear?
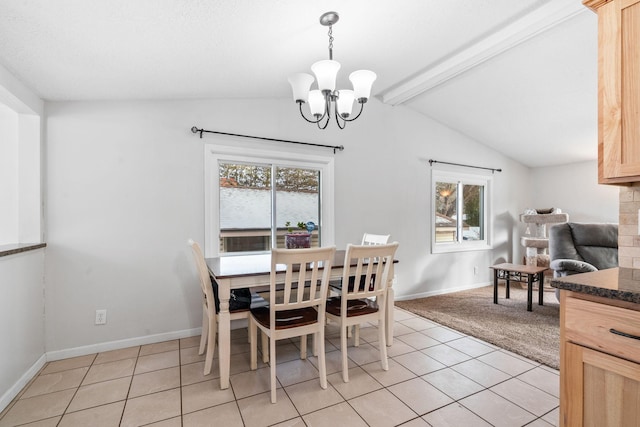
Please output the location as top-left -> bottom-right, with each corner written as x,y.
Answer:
619,185 -> 640,268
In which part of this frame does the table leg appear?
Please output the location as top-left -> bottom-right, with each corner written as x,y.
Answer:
506,275 -> 510,299
527,273 -> 533,311
538,272 -> 544,306
493,268 -> 499,304
385,267 -> 396,345
217,278 -> 231,389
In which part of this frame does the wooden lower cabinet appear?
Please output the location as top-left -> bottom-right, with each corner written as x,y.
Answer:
562,342 -> 640,426
559,291 -> 640,426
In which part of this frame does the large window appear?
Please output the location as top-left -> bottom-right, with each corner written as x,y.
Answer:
432,170 -> 492,253
205,144 -> 334,256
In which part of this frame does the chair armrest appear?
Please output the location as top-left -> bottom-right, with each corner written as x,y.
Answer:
550,259 -> 598,275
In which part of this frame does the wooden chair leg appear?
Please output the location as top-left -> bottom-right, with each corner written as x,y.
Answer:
204,317 -> 216,375
378,318 -> 388,371
270,337 -> 277,403
250,318 -> 258,370
198,306 -> 208,355
318,328 -> 327,389
300,334 -> 307,360
354,324 -> 360,347
312,333 -> 318,357
341,325 -> 349,383
261,332 -> 269,364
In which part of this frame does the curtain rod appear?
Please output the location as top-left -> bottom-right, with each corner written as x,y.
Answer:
190,127 -> 345,154
428,159 -> 502,173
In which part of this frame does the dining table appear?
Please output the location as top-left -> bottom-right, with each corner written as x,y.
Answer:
205,249 -> 398,389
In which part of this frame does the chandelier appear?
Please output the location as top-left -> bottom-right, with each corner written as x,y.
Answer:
288,11 -> 376,130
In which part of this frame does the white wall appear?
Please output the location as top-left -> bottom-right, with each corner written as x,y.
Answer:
0,250 -> 46,409
530,160 -> 618,223
43,97 -> 532,352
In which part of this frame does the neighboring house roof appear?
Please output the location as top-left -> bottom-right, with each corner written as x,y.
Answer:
435,213 -> 455,227
220,187 -> 318,229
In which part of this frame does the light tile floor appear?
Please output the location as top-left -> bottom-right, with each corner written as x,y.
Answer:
0,308 -> 559,426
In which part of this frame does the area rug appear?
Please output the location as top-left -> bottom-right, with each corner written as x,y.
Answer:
396,284 -> 560,369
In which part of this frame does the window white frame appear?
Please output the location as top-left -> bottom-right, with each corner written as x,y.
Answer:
204,142 -> 335,257
431,169 -> 492,253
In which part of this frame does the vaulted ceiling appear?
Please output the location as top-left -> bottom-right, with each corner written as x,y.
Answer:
0,0 -> 596,167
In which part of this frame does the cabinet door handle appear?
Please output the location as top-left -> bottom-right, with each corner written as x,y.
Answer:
609,328 -> 640,341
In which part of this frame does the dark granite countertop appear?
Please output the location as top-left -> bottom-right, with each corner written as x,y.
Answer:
551,267 -> 640,304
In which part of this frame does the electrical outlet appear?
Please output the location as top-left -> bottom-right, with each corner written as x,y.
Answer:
95,309 -> 107,325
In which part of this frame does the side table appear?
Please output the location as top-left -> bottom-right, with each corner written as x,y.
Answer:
490,263 -> 550,311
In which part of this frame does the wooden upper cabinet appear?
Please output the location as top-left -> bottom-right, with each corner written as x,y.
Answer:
585,0 -> 640,184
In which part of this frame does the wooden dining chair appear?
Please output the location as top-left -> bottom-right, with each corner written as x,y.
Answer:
330,232 -> 391,342
188,239 -> 268,376
326,242 -> 399,382
249,246 -> 336,403
361,233 -> 391,246
330,233 -> 390,292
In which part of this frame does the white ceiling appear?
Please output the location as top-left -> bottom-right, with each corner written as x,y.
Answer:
0,0 -> 597,168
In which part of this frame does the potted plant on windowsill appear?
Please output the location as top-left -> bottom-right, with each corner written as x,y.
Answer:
284,221 -> 315,249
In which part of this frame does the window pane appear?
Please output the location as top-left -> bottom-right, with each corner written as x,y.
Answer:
435,182 -> 457,243
219,162 -> 272,253
463,184 -> 484,241
275,167 -> 320,248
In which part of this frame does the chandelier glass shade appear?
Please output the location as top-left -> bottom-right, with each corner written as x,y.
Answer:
288,12 -> 376,129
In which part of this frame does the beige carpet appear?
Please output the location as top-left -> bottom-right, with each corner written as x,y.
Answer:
396,284 -> 560,369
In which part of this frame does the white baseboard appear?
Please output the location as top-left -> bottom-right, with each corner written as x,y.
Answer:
0,354 -> 47,412
45,327 -> 202,362
45,316 -> 254,362
395,282 -> 491,302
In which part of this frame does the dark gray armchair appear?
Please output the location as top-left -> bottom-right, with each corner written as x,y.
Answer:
549,222 -> 618,277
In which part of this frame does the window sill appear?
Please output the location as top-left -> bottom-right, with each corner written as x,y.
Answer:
432,242 -> 492,254
0,243 -> 47,257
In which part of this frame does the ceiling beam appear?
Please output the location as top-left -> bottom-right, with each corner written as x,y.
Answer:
379,0 -> 589,106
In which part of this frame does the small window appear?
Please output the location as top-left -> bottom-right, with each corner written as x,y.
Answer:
432,170 -> 492,253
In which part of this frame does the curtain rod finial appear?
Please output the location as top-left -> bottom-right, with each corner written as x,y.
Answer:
191,126 -> 204,138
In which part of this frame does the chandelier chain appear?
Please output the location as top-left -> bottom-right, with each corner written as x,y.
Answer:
327,25 -> 334,60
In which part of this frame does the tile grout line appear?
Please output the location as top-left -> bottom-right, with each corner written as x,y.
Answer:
56,353 -> 96,424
